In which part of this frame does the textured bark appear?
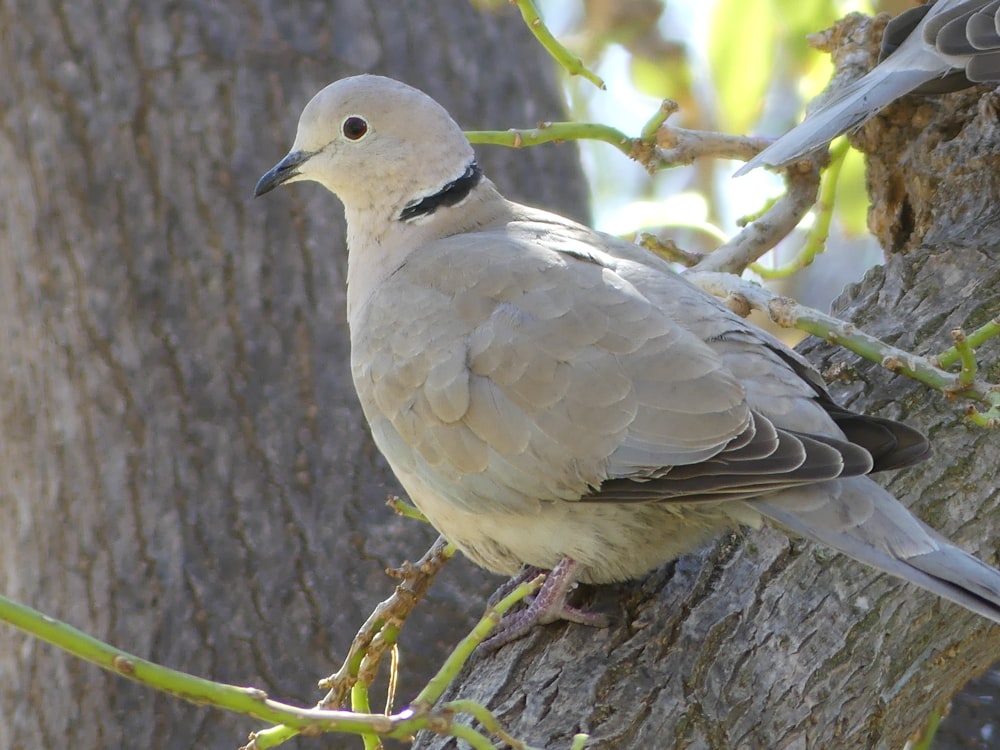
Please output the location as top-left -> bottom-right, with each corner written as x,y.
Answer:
0,2 -> 587,749
413,14 -> 1000,750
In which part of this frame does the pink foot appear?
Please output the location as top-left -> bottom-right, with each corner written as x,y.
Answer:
482,557 -> 610,651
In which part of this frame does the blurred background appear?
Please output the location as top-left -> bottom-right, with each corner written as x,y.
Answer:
492,0 -> 906,318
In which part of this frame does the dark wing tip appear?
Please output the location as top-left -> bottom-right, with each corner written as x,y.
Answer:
827,410 -> 931,472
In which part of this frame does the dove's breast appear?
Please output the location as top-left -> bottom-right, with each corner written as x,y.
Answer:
345,229 -> 757,581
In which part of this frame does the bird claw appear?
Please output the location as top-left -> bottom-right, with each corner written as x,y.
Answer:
481,558 -> 610,652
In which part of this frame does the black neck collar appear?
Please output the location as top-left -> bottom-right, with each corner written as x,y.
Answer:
398,162 -> 483,222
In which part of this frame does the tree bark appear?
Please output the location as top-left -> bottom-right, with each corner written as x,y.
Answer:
0,2 -> 587,748
414,14 -> 1000,750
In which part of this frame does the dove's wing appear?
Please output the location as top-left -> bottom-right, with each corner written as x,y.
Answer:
351,210 -> 884,515
755,477 -> 1000,623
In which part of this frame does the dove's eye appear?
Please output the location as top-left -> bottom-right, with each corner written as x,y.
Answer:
342,116 -> 369,141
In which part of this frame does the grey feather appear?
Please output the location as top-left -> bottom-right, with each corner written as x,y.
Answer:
755,478 -> 1000,623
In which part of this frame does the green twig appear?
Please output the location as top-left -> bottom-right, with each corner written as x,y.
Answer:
246,558 -> 543,750
687,272 -> 1000,427
319,537 -> 453,707
952,329 -> 977,387
966,395 -> 1000,428
934,317 -> 1000,369
412,575 -> 544,709
253,537 -> 455,748
910,708 -> 944,750
736,195 -> 779,227
0,535 -> 478,750
447,723 -> 499,750
351,680 -> 382,750
361,627 -> 398,693
751,137 -> 848,279
244,723 -> 297,748
467,104 -> 767,178
511,0 -> 605,89
467,122 -> 636,158
386,495 -> 429,522
0,591 -> 428,745
242,576 -> 547,750
0,593 -> 321,726
638,232 -> 706,267
445,699 -> 546,750
640,100 -> 672,140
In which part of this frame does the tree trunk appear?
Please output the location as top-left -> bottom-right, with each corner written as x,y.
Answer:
0,2 -> 587,748
414,14 -> 1000,750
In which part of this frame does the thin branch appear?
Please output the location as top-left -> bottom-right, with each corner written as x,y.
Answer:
468,100 -> 769,175
0,534 -> 482,750
246,566 -> 543,749
654,103 -> 771,165
952,329 -> 977,387
751,137 -> 849,279
386,494 -> 430,522
411,575 -> 545,708
934,317 -> 1000,369
638,232 -> 706,267
445,723 -> 499,750
468,99 -> 786,187
911,707 -> 945,750
444,699 -> 547,750
686,272 -> 1000,427
385,643 -> 400,714
467,122 -> 636,159
510,0 -> 605,89
351,676 -> 382,750
0,591 -> 411,738
319,536 -> 454,709
693,165 -> 821,274
640,99 -> 672,140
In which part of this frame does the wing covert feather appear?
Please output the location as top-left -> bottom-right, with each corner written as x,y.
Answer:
351,212 -> 924,517
352,226 -> 751,512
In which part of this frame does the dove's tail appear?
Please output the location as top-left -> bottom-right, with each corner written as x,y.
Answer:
735,56 -> 944,176
752,475 -> 1000,623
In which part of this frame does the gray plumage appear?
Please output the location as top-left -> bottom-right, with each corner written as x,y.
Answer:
737,0 -> 1000,175
255,74 -> 1000,633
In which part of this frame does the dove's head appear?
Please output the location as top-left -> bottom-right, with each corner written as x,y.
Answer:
254,75 -> 478,222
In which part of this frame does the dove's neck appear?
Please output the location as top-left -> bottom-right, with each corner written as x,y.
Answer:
345,173 -> 511,323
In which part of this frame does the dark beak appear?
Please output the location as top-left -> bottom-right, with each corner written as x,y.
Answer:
254,150 -> 312,197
